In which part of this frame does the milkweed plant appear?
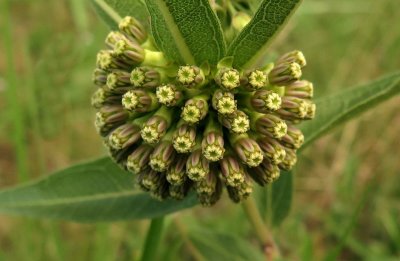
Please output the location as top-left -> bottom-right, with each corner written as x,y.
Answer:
1,0 -> 399,260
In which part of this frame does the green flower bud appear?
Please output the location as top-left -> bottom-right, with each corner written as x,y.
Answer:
96,50 -> 131,71
257,136 -> 287,165
251,90 -> 282,113
285,80 -> 314,99
198,178 -> 222,206
140,168 -> 163,191
248,159 -> 280,186
212,89 -> 237,115
166,155 -> 187,185
172,123 -> 197,153
108,145 -> 134,169
114,38 -> 144,66
105,31 -> 126,49
241,69 -> 268,91
150,176 -> 170,201
197,169 -> 223,206
278,96 -> 309,120
219,110 -> 250,134
106,71 -> 131,92
279,148 -> 297,171
276,50 -> 307,68
95,105 -> 129,136
169,181 -> 192,200
140,107 -> 173,144
130,66 -> 162,88
126,144 -> 153,174
122,89 -> 159,113
250,112 -> 287,139
304,102 -> 316,120
215,67 -> 241,91
226,177 -> 253,203
280,126 -> 304,149
181,96 -> 209,125
186,149 -> 210,181
92,68 -> 108,86
231,134 -> 264,167
108,123 -> 141,150
220,155 -> 245,187
118,16 -> 147,44
149,140 -> 176,172
91,88 -> 121,109
195,167 -> 219,195
177,65 -> 206,88
156,84 -> 183,107
202,131 -> 225,162
269,62 -> 302,86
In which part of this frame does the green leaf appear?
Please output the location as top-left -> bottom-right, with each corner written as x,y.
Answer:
144,0 -> 226,65
300,72 -> 400,149
189,229 -> 264,261
270,170 -> 292,226
227,0 -> 302,69
90,0 -> 149,29
0,157 -> 197,222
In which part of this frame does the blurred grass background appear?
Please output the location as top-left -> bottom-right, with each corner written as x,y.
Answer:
0,0 -> 399,260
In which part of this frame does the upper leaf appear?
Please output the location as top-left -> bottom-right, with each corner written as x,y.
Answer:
144,0 -> 226,65
91,0 -> 149,29
0,157 -> 197,222
227,0 -> 302,69
300,72 -> 400,149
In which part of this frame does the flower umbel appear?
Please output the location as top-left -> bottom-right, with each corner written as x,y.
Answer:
92,16 -> 316,205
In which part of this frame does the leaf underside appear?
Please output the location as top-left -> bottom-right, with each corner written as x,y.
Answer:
300,72 -> 400,148
0,158 -> 196,222
227,0 -> 302,69
145,0 -> 226,65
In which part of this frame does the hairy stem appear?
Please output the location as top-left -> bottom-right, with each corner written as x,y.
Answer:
140,217 -> 165,261
242,196 -> 280,261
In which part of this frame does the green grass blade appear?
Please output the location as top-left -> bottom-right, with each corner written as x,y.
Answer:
0,158 -> 197,221
300,72 -> 400,149
227,0 -> 302,69
144,0 -> 226,65
1,0 -> 29,182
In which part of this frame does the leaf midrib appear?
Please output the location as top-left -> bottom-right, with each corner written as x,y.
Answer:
0,190 -> 139,208
153,0 -> 195,64
93,0 -> 122,24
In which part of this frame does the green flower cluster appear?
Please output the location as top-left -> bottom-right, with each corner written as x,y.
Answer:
92,16 -> 315,206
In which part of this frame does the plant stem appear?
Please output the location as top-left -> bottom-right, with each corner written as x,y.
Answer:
242,196 -> 279,261
140,217 -> 165,261
174,217 -> 206,261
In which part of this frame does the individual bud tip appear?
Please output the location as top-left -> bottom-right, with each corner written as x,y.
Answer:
96,51 -> 112,69
181,104 -> 202,124
130,68 -> 145,86
156,84 -> 180,106
273,121 -> 288,139
231,114 -> 250,134
216,95 -> 236,115
122,91 -> 139,111
177,66 -> 198,85
218,69 -> 240,90
248,70 -> 267,90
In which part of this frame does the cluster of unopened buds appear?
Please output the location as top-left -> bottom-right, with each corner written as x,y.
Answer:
92,16 -> 315,206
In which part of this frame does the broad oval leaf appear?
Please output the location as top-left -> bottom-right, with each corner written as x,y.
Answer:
0,158 -> 197,222
144,0 -> 226,65
227,0 -> 302,69
300,72 -> 400,149
91,0 -> 149,29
